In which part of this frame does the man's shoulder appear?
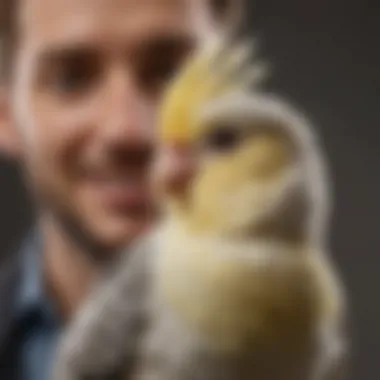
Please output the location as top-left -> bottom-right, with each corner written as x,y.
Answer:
0,228 -> 38,348
0,247 -> 23,349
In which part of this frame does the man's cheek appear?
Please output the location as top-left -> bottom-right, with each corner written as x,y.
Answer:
11,51 -> 40,142
24,101 -> 81,159
11,93 -> 53,158
138,97 -> 159,138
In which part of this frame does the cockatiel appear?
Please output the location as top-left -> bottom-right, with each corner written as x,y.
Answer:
52,37 -> 349,380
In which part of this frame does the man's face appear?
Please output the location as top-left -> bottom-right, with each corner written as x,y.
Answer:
8,0 -> 217,253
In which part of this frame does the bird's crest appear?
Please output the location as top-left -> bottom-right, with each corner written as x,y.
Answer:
159,36 -> 270,144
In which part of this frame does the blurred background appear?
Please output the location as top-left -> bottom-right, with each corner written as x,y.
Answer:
0,0 -> 379,379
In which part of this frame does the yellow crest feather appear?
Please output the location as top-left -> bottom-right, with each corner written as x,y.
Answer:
159,37 -> 269,145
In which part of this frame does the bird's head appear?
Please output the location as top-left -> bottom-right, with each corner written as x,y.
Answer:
154,38 -> 330,245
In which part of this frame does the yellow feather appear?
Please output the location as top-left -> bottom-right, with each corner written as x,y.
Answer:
158,37 -> 268,145
156,222 -> 327,353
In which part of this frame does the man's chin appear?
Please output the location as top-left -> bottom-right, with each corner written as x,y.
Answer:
88,216 -> 152,253
55,205 -> 153,262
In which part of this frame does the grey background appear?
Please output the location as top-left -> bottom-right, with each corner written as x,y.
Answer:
0,0 -> 379,379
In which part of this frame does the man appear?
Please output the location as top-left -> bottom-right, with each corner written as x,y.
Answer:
0,0 -> 241,379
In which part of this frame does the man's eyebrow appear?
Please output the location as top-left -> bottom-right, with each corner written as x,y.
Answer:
135,33 -> 196,58
37,43 -> 99,66
36,31 -> 196,68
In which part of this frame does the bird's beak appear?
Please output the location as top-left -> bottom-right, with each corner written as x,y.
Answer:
153,142 -> 197,199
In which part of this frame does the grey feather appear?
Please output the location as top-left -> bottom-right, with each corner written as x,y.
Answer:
52,234 -> 157,380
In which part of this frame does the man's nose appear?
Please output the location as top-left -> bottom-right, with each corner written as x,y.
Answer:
100,67 -> 152,146
155,143 -> 196,198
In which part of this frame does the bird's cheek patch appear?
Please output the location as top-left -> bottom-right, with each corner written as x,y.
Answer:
242,134 -> 294,179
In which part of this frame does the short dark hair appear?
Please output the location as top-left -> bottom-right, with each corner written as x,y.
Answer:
0,0 -> 18,82
0,0 -> 239,83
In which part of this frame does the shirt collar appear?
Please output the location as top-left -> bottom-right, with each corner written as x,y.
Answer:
15,229 -> 59,327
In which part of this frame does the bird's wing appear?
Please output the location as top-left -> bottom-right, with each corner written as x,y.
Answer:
52,233 -> 157,380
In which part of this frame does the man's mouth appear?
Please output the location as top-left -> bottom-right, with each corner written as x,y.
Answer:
85,174 -> 151,212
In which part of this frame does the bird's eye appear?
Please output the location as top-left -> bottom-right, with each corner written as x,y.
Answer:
201,125 -> 241,152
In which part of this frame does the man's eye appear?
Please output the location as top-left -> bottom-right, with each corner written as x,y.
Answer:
52,64 -> 96,94
201,126 -> 242,152
136,37 -> 193,95
42,52 -> 100,96
139,58 -> 180,94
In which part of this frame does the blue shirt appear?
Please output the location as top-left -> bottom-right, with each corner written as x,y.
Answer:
12,232 -> 62,380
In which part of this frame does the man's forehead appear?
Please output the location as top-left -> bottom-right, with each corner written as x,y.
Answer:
19,0 -> 211,49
